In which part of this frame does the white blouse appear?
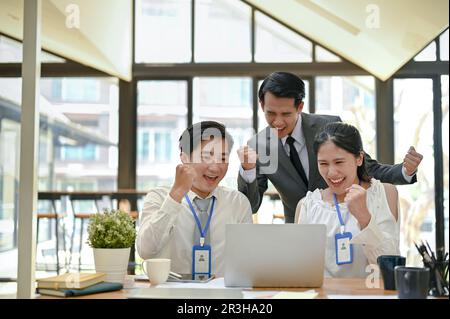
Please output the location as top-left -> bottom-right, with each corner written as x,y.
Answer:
296,179 -> 400,278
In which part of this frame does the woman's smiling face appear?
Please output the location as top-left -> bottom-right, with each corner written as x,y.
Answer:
317,141 -> 363,195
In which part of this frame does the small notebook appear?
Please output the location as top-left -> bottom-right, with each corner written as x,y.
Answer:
37,282 -> 123,297
36,272 -> 106,290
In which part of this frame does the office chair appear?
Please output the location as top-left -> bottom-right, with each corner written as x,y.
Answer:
68,193 -> 103,271
37,193 -> 66,274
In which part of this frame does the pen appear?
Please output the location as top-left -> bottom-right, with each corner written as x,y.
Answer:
169,271 -> 183,279
414,242 -> 422,256
417,242 -> 432,265
425,241 -> 436,262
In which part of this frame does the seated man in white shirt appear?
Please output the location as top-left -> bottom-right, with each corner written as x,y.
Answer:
137,121 -> 253,278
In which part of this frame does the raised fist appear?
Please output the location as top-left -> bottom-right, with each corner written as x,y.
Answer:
169,164 -> 196,202
237,145 -> 258,171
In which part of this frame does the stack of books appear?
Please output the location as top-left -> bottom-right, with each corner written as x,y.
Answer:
36,272 -> 123,297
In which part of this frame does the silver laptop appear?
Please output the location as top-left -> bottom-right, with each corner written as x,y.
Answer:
224,224 -> 326,288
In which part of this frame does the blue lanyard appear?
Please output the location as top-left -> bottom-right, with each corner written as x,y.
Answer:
184,195 -> 216,246
332,179 -> 361,233
332,193 -> 345,234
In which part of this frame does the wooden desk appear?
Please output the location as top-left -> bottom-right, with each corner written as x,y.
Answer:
37,277 -> 399,299
38,190 -> 147,200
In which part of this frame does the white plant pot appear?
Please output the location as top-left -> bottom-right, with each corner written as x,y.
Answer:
93,247 -> 130,284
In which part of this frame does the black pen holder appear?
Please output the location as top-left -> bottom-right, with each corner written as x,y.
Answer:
423,257 -> 449,297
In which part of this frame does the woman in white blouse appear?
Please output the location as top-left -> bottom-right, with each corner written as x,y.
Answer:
295,122 -> 400,278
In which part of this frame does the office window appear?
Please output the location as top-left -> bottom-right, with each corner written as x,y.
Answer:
255,12 -> 312,62
138,131 -> 150,161
138,81 -> 186,106
0,116 -> 20,254
193,77 -> 253,188
394,78 -> 436,265
42,78 -> 106,103
58,181 -> 96,193
137,80 -> 187,190
59,144 -> 97,161
0,79 -> 21,279
315,76 -> 376,157
414,41 -> 437,61
440,29 -> 449,61
61,78 -> 101,102
31,76 -> 118,273
195,0 -> 251,62
39,78 -> 119,192
194,77 -> 252,110
138,130 -> 174,162
155,132 -> 172,162
135,0 -> 191,63
0,35 -> 65,63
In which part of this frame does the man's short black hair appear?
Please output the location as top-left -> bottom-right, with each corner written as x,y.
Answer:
258,71 -> 305,108
179,121 -> 234,155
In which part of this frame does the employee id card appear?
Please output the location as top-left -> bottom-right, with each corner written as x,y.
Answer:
335,232 -> 353,265
192,244 -> 212,280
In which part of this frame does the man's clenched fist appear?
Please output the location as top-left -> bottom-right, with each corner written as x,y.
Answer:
237,145 -> 258,171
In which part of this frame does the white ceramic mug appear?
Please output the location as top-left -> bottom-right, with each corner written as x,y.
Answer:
141,258 -> 171,285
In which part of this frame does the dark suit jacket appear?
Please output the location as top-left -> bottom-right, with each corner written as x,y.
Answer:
238,113 -> 416,223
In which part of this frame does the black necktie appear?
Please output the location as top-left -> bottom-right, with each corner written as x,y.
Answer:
286,136 -> 308,186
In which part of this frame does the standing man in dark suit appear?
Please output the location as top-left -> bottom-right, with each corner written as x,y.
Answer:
237,72 -> 423,223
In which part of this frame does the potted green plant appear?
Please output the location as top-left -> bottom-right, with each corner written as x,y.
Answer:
87,209 -> 136,283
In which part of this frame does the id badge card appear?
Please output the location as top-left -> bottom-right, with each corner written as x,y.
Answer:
335,232 -> 353,265
192,244 -> 211,280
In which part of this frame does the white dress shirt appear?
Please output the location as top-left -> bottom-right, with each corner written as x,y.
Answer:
296,179 -> 400,278
137,186 -> 253,277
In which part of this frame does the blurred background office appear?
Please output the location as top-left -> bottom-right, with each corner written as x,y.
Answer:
0,0 -> 448,287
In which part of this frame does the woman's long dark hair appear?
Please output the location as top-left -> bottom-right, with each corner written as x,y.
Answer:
313,122 -> 371,183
